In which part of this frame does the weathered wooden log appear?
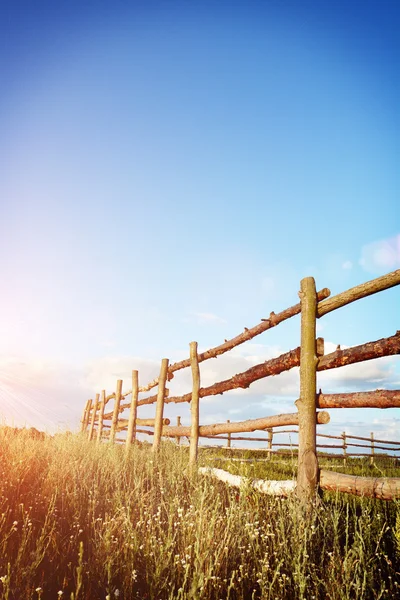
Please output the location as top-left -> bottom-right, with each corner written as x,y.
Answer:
176,416 -> 182,445
315,431 -> 399,445
110,380 -> 122,444
137,287 -> 331,393
319,469 -> 400,500
126,370 -> 139,450
83,399 -> 93,432
80,399 -> 92,433
226,420 -> 231,448
342,431 -> 347,465
317,269 -> 400,317
101,388 -> 170,417
345,433 -> 400,445
339,441 -> 399,451
296,277 -> 319,502
152,359 -> 169,453
343,453 -> 400,459
199,467 -> 296,496
317,389 -> 400,409
96,391 -> 106,442
114,417 -> 170,432
139,332 -> 399,407
370,432 -> 375,466
101,411 -> 116,421
161,411 -> 330,438
189,342 -> 200,469
272,429 -> 299,435
318,331 -> 400,371
267,428 -> 273,461
140,346 -> 303,406
316,432 -> 342,440
202,434 -> 271,442
88,393 -> 100,441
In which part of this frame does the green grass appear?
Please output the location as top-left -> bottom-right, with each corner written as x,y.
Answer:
0,429 -> 399,599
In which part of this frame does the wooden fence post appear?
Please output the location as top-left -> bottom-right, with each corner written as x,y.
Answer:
296,276 -> 319,502
189,342 -> 200,469
80,400 -> 91,433
370,432 -> 375,466
152,359 -> 169,453
110,380 -> 123,444
267,428 -> 273,460
88,393 -> 100,441
176,416 -> 181,445
96,390 -> 106,442
227,420 -> 231,448
342,432 -> 347,466
126,370 -> 139,451
83,399 -> 93,433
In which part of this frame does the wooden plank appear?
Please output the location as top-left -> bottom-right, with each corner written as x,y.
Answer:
317,269 -> 400,317
319,469 -> 400,500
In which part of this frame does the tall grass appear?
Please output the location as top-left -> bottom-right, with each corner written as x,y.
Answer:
0,429 -> 399,599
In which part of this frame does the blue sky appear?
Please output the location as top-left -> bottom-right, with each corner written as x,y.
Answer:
0,0 -> 399,446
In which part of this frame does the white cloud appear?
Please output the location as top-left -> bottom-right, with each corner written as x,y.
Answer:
1,335 -> 398,443
359,234 -> 400,274
84,355 -> 160,392
342,260 -> 353,270
370,417 -> 400,442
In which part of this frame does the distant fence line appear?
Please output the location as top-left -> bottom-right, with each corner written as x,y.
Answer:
81,268 -> 400,501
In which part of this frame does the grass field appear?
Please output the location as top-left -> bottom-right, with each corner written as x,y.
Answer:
0,429 -> 399,600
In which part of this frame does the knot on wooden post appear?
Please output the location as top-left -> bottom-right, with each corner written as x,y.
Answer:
316,337 -> 325,358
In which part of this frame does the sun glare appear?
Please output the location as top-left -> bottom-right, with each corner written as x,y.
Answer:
0,369 -> 66,432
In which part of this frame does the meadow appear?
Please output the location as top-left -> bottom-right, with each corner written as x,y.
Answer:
0,428 -> 399,600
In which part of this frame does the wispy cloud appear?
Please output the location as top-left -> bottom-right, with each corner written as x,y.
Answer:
342,260 -> 353,270
185,312 -> 227,325
1,337 -> 398,441
359,234 -> 400,274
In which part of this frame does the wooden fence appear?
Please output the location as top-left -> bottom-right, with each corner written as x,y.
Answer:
197,427 -> 400,464
81,269 -> 400,501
